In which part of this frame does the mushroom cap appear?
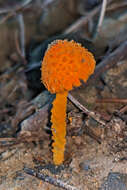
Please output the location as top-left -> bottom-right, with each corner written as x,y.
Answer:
41,40 -> 96,93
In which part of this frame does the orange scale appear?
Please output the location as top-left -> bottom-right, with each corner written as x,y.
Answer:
65,80 -> 73,88
85,56 -> 93,64
68,59 -> 74,64
56,74 -> 64,81
73,78 -> 81,87
50,78 -> 57,86
64,82 -> 73,91
73,77 -> 79,84
82,75 -> 89,83
54,87 -> 60,93
72,73 -> 79,80
52,62 -> 58,67
67,65 -> 73,72
81,62 -> 88,69
80,72 -> 88,80
84,61 -> 91,68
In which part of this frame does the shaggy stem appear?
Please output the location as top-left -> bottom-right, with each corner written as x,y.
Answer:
51,91 -> 68,165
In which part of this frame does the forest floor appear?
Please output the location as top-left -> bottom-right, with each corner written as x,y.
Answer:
0,0 -> 127,190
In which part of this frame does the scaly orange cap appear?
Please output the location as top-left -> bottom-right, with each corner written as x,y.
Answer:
41,40 -> 96,94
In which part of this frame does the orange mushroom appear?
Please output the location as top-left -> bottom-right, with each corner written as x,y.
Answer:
41,40 -> 96,165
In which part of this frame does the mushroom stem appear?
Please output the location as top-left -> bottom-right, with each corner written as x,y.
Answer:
51,91 -> 68,165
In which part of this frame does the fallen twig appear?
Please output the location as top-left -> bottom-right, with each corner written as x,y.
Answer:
0,137 -> 16,142
84,125 -> 102,144
64,5 -> 100,34
24,167 -> 81,190
96,0 -> 107,34
0,0 -> 57,24
41,0 -> 57,8
0,0 -> 32,24
0,132 -> 48,148
17,14 -> 25,58
15,13 -> 27,64
64,0 -> 113,34
15,29 -> 27,64
0,12 -> 16,24
107,1 -> 127,11
68,93 -> 106,126
119,105 -> 127,114
96,98 -> 127,104
0,0 -> 32,14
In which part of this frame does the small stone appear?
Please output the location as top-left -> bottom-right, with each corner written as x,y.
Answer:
79,161 -> 91,171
